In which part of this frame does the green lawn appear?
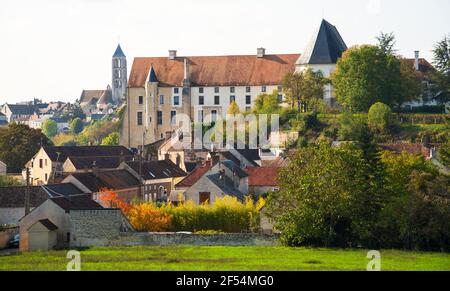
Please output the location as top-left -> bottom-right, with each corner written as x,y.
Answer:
1,246 -> 449,271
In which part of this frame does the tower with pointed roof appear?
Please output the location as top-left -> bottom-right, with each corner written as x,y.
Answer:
112,44 -> 127,104
296,19 -> 347,105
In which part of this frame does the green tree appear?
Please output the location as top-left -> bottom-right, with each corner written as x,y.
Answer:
0,175 -> 23,187
78,119 -> 119,145
430,35 -> 450,106
367,102 -> 393,134
227,101 -> 241,115
332,45 -> 403,112
396,58 -> 422,109
0,123 -> 51,172
70,118 -> 84,134
101,132 -> 119,146
266,144 -> 385,247
438,140 -> 450,168
376,32 -> 397,55
253,90 -> 281,114
283,68 -> 324,112
42,119 -> 58,138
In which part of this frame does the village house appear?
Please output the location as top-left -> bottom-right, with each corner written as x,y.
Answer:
120,159 -> 187,202
0,112 -> 7,126
26,145 -> 135,185
62,155 -> 133,173
244,167 -> 280,198
62,169 -> 141,205
0,183 -> 86,226
0,103 -> 37,124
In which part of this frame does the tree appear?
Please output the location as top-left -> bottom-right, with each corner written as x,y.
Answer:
253,90 -> 281,114
367,102 -> 394,134
282,69 -> 324,112
266,144 -> 385,247
227,101 -> 241,115
439,140 -> 450,168
70,118 -> 84,134
396,58 -> 422,109
332,45 -> 405,112
430,35 -> 450,106
101,132 -> 119,146
0,123 -> 51,172
78,119 -> 119,145
0,175 -> 22,187
42,119 -> 58,138
52,134 -> 78,146
376,32 -> 397,55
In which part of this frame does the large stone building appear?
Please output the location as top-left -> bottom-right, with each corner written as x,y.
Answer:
121,19 -> 347,148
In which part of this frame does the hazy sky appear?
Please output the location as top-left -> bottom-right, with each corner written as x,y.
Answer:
1,0 -> 449,104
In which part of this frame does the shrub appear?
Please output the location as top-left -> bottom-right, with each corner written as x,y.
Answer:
439,140 -> 450,167
368,102 -> 393,133
42,119 -> 58,138
70,118 -> 84,134
0,175 -> 22,187
289,112 -> 318,132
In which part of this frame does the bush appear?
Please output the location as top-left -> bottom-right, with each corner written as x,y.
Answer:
289,112 -> 318,132
70,118 -> 84,134
439,140 -> 450,168
42,119 -> 58,138
397,105 -> 446,114
0,175 -> 22,187
368,102 -> 393,133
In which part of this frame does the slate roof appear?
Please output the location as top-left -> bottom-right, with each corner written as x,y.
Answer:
220,160 -> 249,178
79,90 -> 107,105
70,170 -> 140,192
245,167 -> 280,187
42,146 -> 134,162
126,160 -> 187,180
129,54 -> 299,87
206,173 -> 245,201
0,183 -> 84,208
5,104 -> 36,115
148,65 -> 158,82
37,219 -> 58,231
236,149 -> 261,166
50,194 -> 103,211
297,19 -> 347,65
113,44 -> 126,58
97,89 -> 113,105
67,156 -> 133,170
219,151 -> 241,166
176,162 -> 212,188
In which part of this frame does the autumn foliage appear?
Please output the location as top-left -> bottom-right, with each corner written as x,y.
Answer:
98,189 -> 264,233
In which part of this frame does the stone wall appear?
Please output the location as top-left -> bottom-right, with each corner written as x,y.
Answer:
69,209 -> 133,247
108,232 -> 279,247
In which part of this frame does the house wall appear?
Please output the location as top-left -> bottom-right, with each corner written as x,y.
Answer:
183,175 -> 224,205
19,200 -> 69,251
0,208 -> 26,225
28,222 -> 57,251
69,209 -> 133,247
29,148 -> 58,185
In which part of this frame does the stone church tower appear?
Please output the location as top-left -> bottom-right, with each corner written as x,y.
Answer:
112,44 -> 127,104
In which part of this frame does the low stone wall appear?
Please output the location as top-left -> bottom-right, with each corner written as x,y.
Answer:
107,232 -> 280,247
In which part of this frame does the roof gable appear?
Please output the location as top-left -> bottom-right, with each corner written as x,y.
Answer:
42,146 -> 134,162
176,162 -> 212,188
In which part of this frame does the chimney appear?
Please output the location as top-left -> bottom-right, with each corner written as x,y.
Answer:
169,50 -> 177,60
164,153 -> 171,161
257,48 -> 266,58
210,152 -> 220,166
414,51 -> 420,71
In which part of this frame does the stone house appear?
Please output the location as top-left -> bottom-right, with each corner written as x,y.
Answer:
0,183 -> 85,226
244,167 -> 280,198
120,159 -> 187,202
62,155 -> 134,173
26,145 -> 134,185
18,194 -> 130,251
0,103 -> 36,123
62,169 -> 141,205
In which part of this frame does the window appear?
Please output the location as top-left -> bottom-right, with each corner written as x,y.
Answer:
157,111 -> 163,125
277,94 -> 283,103
170,111 -> 177,125
246,95 -> 251,105
159,95 -> 164,105
199,87 -> 204,94
199,96 -> 204,105
230,87 -> 235,93
262,85 -> 267,92
45,159 -> 47,166
214,87 -> 220,93
199,192 -> 211,204
198,110 -> 204,122
138,96 -> 143,105
137,112 -> 143,125
45,173 -> 48,181
230,96 -> 236,103
211,110 -> 217,123
173,96 -> 180,106
174,88 -> 179,94
66,232 -> 71,243
39,159 -> 43,168
214,96 -> 220,105
246,86 -> 251,93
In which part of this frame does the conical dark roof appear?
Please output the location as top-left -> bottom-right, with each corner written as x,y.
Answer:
297,19 -> 347,65
113,44 -> 126,58
148,65 -> 158,82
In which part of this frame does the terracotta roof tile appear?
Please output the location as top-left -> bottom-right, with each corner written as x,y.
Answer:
245,167 -> 280,187
176,162 -> 212,188
129,54 -> 299,87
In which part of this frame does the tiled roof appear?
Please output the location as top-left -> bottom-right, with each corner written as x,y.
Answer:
67,155 -> 133,170
126,160 -> 187,180
236,149 -> 261,166
42,146 -> 134,162
5,104 -> 36,115
70,170 -> 140,192
41,183 -> 85,197
97,89 -> 113,105
79,90 -> 107,105
113,44 -> 126,58
50,194 -> 103,211
220,160 -> 249,178
297,19 -> 347,65
176,162 -> 212,188
206,173 -> 245,201
219,151 -> 241,166
129,54 -> 299,87
403,58 -> 434,76
245,167 -> 280,187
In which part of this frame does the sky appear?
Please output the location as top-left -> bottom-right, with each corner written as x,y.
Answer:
0,0 -> 449,104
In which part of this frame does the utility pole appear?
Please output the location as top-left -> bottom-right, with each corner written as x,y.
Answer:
25,168 -> 31,215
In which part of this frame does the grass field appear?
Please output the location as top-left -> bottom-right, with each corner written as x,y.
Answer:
0,246 -> 449,271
